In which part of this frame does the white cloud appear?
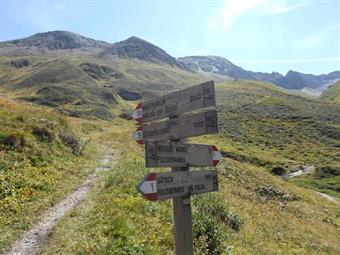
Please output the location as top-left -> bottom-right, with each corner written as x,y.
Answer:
208,0 -> 266,32
265,1 -> 306,14
208,0 -> 307,32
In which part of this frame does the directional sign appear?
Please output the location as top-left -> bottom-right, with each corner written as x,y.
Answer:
133,110 -> 218,144
145,141 -> 222,167
137,170 -> 218,201
132,81 -> 215,124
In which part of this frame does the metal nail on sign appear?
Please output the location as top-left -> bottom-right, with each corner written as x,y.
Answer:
137,170 -> 218,201
132,81 -> 216,124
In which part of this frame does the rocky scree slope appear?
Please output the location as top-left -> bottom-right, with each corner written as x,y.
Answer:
179,56 -> 340,91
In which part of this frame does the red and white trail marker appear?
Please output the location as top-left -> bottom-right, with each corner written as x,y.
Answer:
132,103 -> 143,124
133,126 -> 144,145
137,173 -> 157,201
212,145 -> 222,166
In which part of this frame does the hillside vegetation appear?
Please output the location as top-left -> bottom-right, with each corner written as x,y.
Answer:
0,31 -> 339,254
0,54 -> 205,120
1,80 -> 339,254
0,96 -> 107,252
321,82 -> 340,104
209,80 -> 340,198
40,121 -> 340,255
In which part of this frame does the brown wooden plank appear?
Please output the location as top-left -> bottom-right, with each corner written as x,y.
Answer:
145,141 -> 219,167
172,165 -> 193,255
140,80 -> 215,123
173,196 -> 193,255
142,109 -> 218,141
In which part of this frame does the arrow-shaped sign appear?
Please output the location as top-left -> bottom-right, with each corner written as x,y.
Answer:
133,110 -> 218,144
132,81 -> 215,124
145,141 -> 222,167
137,173 -> 158,201
137,170 -> 218,201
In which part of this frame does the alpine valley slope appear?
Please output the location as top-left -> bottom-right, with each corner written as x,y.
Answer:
0,31 -> 340,254
0,95 -> 107,252
1,31 -> 340,122
1,30 -> 339,198
201,80 -> 340,198
0,31 -> 206,120
0,83 -> 339,255
320,81 -> 340,104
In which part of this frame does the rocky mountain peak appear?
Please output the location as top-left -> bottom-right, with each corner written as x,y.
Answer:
0,30 -> 111,51
124,36 -> 146,43
100,36 -> 185,69
178,55 -> 250,78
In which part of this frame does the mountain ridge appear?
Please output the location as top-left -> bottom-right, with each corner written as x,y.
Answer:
0,30 -> 339,92
99,36 -> 187,69
178,56 -> 340,92
0,31 -> 111,55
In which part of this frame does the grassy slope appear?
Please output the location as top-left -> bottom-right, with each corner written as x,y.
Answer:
0,54 -> 206,120
0,96 -> 111,252
210,80 -> 340,197
1,78 -> 339,254
41,119 -> 340,255
320,82 -> 340,104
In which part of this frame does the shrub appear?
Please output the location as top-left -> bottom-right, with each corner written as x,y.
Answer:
32,127 -> 54,142
192,193 -> 242,254
315,166 -> 340,178
58,130 -> 89,156
193,212 -> 227,255
257,186 -> 299,201
271,166 -> 286,175
0,132 -> 26,150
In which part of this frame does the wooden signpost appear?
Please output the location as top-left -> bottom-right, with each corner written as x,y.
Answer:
133,80 -> 220,255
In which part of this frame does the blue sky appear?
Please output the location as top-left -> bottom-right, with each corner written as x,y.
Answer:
0,0 -> 339,74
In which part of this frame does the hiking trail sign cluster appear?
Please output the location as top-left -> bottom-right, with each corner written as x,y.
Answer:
132,80 -> 221,255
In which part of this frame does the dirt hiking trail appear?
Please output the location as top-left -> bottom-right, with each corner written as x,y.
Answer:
3,150 -> 120,255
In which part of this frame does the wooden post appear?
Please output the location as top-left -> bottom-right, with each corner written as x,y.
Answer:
172,165 -> 193,255
133,82 -> 218,255
170,107 -> 193,255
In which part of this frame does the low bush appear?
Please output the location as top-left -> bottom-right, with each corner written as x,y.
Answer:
32,127 -> 54,142
271,166 -> 286,175
0,132 -> 26,150
192,193 -> 242,254
315,166 -> 340,178
257,185 -> 299,201
58,130 -> 89,156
